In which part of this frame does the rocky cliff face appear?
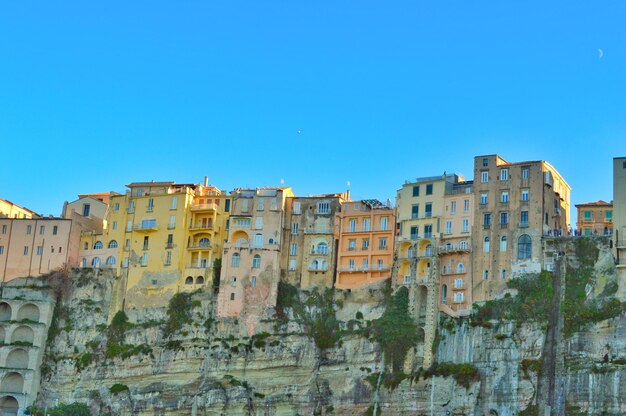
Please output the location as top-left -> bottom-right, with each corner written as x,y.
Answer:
31,237 -> 626,415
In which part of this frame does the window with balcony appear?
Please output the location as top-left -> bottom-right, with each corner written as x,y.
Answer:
410,226 -> 418,240
520,211 -> 529,227
381,217 -> 388,231
349,259 -> 355,270
441,284 -> 448,304
462,219 -> 469,233
253,233 -> 263,247
424,224 -> 432,238
377,259 -> 383,270
362,258 -> 369,270
348,239 -> 356,251
453,292 -> 464,303
349,219 -> 357,232
363,218 -> 371,231
459,240 -> 468,249
445,221 -> 452,235
522,189 -> 529,201
500,212 -> 508,225
379,237 -> 387,249
484,213 -> 491,226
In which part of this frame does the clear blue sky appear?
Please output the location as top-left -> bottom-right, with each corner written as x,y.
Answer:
1,1 -> 625,224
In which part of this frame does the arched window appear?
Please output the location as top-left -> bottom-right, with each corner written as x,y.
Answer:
441,284 -> 448,304
268,238 -> 274,244
425,244 -> 433,256
457,262 -> 465,273
105,256 -> 116,265
252,255 -> 261,269
317,242 -> 328,254
231,253 -> 240,267
92,257 -> 101,268
185,276 -> 193,284
518,234 -> 532,259
235,238 -> 248,247
483,237 -> 490,253
251,276 -> 257,288
500,236 -> 507,252
445,243 -> 452,250
199,238 -> 210,247
459,240 -> 468,250
93,241 -> 103,250
108,240 -> 118,249
196,276 -> 204,285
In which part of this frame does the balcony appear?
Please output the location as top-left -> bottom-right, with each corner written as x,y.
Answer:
518,222 -> 529,228
187,262 -> 212,269
582,218 -> 594,223
438,244 -> 471,254
483,224 -> 491,230
188,244 -> 212,250
521,199 -> 529,206
304,227 -> 332,234
338,265 -> 391,272
189,224 -> 214,231
605,218 -> 613,223
308,266 -> 329,272
190,202 -> 218,212
310,249 -> 329,255
165,243 -> 174,249
500,223 -> 508,229
133,222 -> 158,232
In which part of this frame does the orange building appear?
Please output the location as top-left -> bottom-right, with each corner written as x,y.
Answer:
575,200 -> 613,236
335,199 -> 395,289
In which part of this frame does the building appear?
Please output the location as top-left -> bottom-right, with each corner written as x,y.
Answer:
471,155 -> 571,303
575,200 -> 613,236
0,198 -> 38,219
0,218 -> 80,282
92,179 -> 231,310
217,187 -> 293,333
613,157 -> 626,268
335,199 -> 395,289
439,180 -> 474,314
281,193 -> 348,289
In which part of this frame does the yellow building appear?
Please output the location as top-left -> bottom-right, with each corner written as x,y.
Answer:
81,179 -> 230,310
0,198 -> 38,219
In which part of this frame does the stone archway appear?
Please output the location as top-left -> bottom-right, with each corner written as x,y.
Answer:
16,304 -> 39,322
5,349 -> 28,369
0,303 -> 11,322
0,373 -> 23,394
0,395 -> 19,416
10,326 -> 34,345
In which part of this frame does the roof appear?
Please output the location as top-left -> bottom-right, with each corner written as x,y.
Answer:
0,197 -> 39,216
126,181 -> 176,188
78,192 -> 120,198
575,200 -> 612,208
361,199 -> 391,209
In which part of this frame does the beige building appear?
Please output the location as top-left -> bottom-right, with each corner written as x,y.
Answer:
0,218 -> 80,282
440,180 -> 474,314
575,200 -> 613,236
282,194 -> 347,289
335,199 -> 395,289
0,199 -> 38,219
217,187 -> 293,334
471,155 -> 571,303
614,157 -> 626,268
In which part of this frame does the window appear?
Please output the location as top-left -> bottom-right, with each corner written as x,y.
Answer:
500,169 -> 508,181
317,242 -> 328,254
185,276 -> 193,285
92,257 -> 101,267
141,236 -> 148,250
289,259 -> 296,270
380,217 -> 388,231
251,276 -> 257,288
522,167 -> 529,179
464,199 -> 470,212
126,220 -> 132,232
412,185 -> 420,197
51,246 -> 54,253
292,223 -> 299,234
231,253 -> 240,267
377,259 -> 383,270
518,234 -> 532,259
480,194 -> 488,205
501,269 -> 506,279
379,238 -> 387,249
483,237 -> 490,252
255,217 -> 263,229
441,284 -> 448,304
108,240 -> 118,249
349,219 -> 357,232
198,237 -> 209,248
147,198 -> 154,212
484,213 -> 491,225
363,218 -> 371,231
256,197 -> 265,211
424,224 -> 432,238
254,233 -> 263,247
106,256 -> 116,265
483,270 -> 489,280
128,201 -> 135,213
362,258 -> 369,270
606,210 -> 612,220
224,199 -> 231,212
37,246 -> 43,255
583,210 -> 592,220
425,203 -> 432,218
500,212 -> 508,225
39,225 -> 45,235
141,219 -> 156,229
445,221 -> 452,235
457,263 -> 465,274
317,202 -> 330,214
114,203 -> 120,211
425,244 -> 433,256
140,253 -> 148,266
230,293 -> 235,301
453,292 -> 465,303
500,236 -> 507,251
349,259 -> 355,270
362,238 -> 370,249
290,243 -> 297,256
353,203 -> 360,211
241,199 -> 249,212
0,246 -> 3,255
522,189 -> 529,201
170,196 -> 177,210
520,211 -> 529,226
459,240 -> 468,249
252,255 -> 261,269
165,251 -> 172,265
293,202 -> 301,214
1,225 -> 6,234
482,158 -> 488,167
450,201 -> 456,214
411,205 -> 419,219
481,171 -> 489,183
112,221 -> 117,230
410,226 -> 419,240
501,192 -> 509,203
53,225 -> 58,235
26,225 -> 32,235
462,219 -> 469,233
94,241 -> 103,250
122,257 -> 129,268
426,184 -> 433,195
348,239 -> 356,251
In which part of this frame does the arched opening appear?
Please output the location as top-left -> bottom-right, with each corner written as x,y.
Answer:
425,244 -> 433,256
459,240 -> 468,250
5,349 -> 29,369
441,284 -> 448,304
252,255 -> 261,269
92,257 -> 101,268
231,231 -> 249,247
0,373 -> 24,394
93,241 -> 103,250
231,253 -> 240,267
199,237 -> 210,248
483,237 -> 490,253
196,276 -> 204,285
500,236 -> 507,252
185,276 -> 193,285
457,262 -> 465,273
0,303 -> 11,321
0,395 -> 19,415
317,242 -> 328,254
108,240 -> 118,249
10,326 -> 34,344
518,234 -> 532,259
16,304 -> 39,322
105,256 -> 116,266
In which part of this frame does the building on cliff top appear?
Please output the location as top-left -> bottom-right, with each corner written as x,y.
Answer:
613,157 -> 626,268
575,200 -> 613,236
0,198 -> 38,219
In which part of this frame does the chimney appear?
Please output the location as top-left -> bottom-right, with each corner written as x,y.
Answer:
204,176 -> 209,187
386,198 -> 391,207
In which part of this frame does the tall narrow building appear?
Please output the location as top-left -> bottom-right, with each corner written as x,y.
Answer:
613,157 -> 626,269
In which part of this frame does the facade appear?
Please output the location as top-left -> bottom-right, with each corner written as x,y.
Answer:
282,194 -> 347,289
335,199 -> 395,289
614,157 -> 626,268
93,180 -> 231,310
217,188 -> 293,333
471,155 -> 571,303
0,199 -> 38,219
575,200 -> 613,236
0,218 -> 80,282
439,180 -> 474,313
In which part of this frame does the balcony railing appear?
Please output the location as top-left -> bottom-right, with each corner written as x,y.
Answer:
338,265 -> 391,272
133,223 -> 158,231
304,227 -> 332,234
438,244 -> 471,254
189,224 -> 213,230
308,266 -> 329,271
483,224 -> 491,230
190,203 -> 218,211
188,244 -> 212,250
500,223 -> 508,229
187,262 -> 212,269
518,222 -> 529,228
310,249 -> 329,255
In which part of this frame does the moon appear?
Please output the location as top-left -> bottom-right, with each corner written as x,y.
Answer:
598,48 -> 604,59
